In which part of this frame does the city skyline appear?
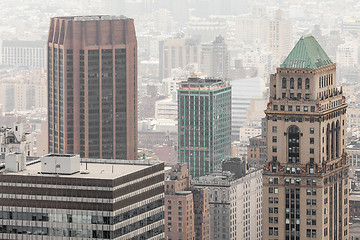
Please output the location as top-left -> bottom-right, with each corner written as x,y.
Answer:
1,0 -> 360,239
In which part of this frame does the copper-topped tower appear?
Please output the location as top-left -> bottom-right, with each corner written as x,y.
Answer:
47,16 -> 137,160
263,35 -> 349,240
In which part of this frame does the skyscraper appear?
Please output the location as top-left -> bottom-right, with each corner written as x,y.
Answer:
47,16 -> 137,160
178,77 -> 231,177
200,35 -> 229,79
263,35 -> 349,240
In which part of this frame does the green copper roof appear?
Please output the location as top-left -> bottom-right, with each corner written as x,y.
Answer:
280,35 -> 333,69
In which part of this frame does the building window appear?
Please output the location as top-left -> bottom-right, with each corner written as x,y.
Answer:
290,78 -> 294,89
273,105 -> 278,110
310,128 -> 314,134
282,78 -> 287,89
288,106 -> 293,111
272,146 -> 277,153
288,126 -> 300,163
305,78 -> 310,89
296,106 -> 300,111
280,105 -> 285,111
305,94 -> 310,100
272,126 -> 277,133
304,106 -> 308,112
310,138 -> 314,144
298,78 -> 302,89
273,136 -> 277,142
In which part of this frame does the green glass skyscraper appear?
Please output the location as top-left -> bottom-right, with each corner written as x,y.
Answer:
178,77 -> 232,177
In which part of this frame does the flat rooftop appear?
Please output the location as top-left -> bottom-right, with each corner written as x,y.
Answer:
53,15 -> 128,21
2,159 -> 161,180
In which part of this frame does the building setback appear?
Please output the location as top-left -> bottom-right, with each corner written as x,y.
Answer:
178,77 -> 231,177
47,16 -> 137,160
263,35 -> 350,240
0,154 -> 165,239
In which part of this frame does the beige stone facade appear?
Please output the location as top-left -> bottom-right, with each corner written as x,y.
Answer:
263,36 -> 350,240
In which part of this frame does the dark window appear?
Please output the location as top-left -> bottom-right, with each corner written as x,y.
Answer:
282,78 -> 287,89
298,78 -> 302,89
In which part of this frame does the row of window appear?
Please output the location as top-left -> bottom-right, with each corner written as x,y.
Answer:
273,104 -> 315,112
272,126 -> 315,134
281,77 -> 310,89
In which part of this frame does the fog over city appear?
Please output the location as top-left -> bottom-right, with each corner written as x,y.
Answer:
0,0 -> 360,239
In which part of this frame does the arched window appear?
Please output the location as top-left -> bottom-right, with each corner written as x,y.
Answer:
282,77 -> 287,89
290,78 -> 294,89
298,78 -> 302,89
326,124 -> 330,161
331,122 -> 335,159
288,126 -> 300,163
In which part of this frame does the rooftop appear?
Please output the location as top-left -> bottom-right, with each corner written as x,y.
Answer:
53,15 -> 129,21
2,158 -> 162,180
280,35 -> 333,69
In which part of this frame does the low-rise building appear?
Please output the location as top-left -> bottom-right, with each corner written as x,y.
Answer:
0,122 -> 33,156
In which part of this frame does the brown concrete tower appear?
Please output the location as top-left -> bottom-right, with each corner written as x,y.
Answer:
263,35 -> 350,240
47,16 -> 137,160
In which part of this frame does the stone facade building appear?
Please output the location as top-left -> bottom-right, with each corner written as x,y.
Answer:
263,35 -> 350,240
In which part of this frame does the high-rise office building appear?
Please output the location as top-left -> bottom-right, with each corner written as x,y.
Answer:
263,35 -> 350,240
47,16 -> 137,160
178,77 -> 231,177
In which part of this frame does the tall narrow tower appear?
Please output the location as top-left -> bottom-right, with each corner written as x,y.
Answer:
47,16 -> 137,160
263,35 -> 349,240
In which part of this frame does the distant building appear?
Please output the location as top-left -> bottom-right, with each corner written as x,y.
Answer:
337,41 -> 359,68
159,37 -> 200,80
47,16 -> 137,160
138,118 -> 177,150
1,39 -> 46,69
230,77 -> 265,141
0,122 -> 33,156
155,94 -> 177,120
0,69 -> 47,112
186,19 -> 227,43
178,77 -> 231,177
266,10 -> 292,64
200,35 -> 229,79
164,163 -> 210,240
0,154 -> 165,239
235,13 -> 267,44
193,163 -> 263,240
247,135 -> 267,168
349,193 -> 360,224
